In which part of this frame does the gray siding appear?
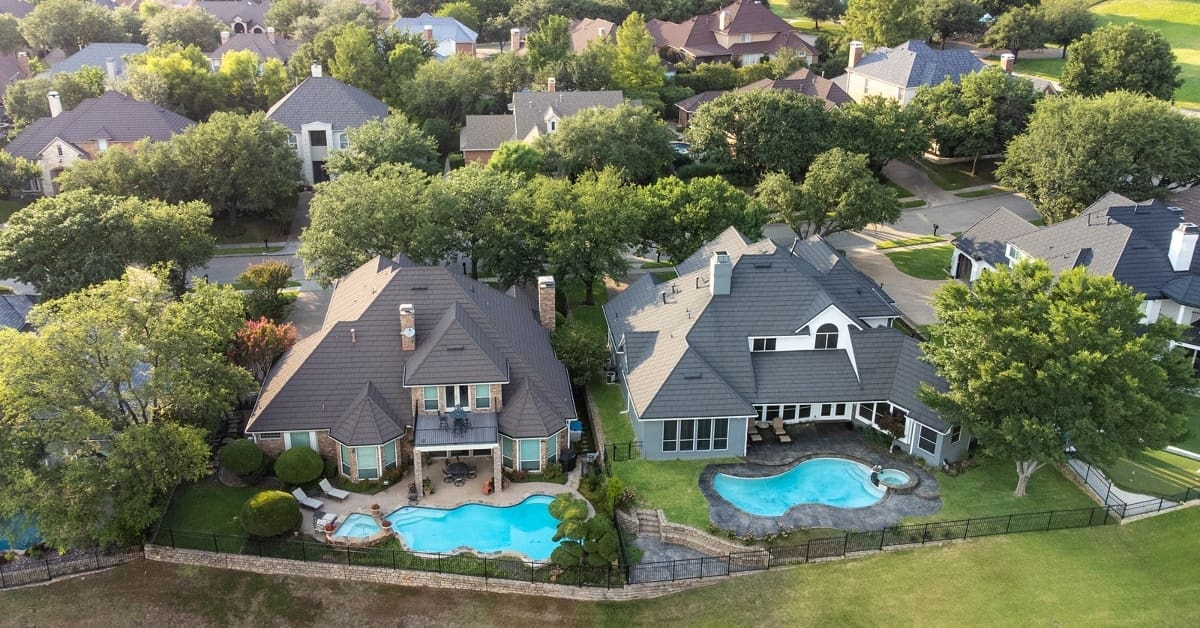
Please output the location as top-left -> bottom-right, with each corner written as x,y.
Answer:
641,417 -> 749,461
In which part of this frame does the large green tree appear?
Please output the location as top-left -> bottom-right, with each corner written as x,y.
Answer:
833,95 -> 929,174
920,261 -> 1192,496
0,14 -> 26,54
756,148 -> 900,239
400,54 -> 500,152
0,271 -> 253,548
788,0 -> 845,30
547,493 -> 620,567
997,92 -> 1200,223
120,43 -> 225,120
982,4 -> 1047,59
918,0 -> 982,49
0,191 -> 215,298
264,0 -> 321,39
844,0 -> 928,48
536,104 -> 675,184
2,67 -> 106,131
141,7 -> 223,49
0,152 -> 38,197
293,0 -> 377,42
425,165 -> 527,279
685,90 -> 833,180
551,319 -> 610,388
18,0 -> 126,53
219,50 -> 291,112
613,11 -> 663,93
329,24 -> 386,97
1061,24 -> 1182,101
639,176 -> 765,263
1041,0 -> 1095,58
525,14 -> 570,71
325,115 -> 440,176
911,66 -> 1040,167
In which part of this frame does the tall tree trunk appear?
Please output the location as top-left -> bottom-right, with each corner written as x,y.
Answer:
583,275 -> 596,306
1013,460 -> 1046,496
970,155 -> 980,177
470,256 -> 479,280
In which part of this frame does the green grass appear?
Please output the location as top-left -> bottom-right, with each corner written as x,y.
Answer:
1092,0 -> 1200,109
912,158 -> 1000,191
770,5 -> 846,33
645,268 -> 679,280
213,246 -> 286,256
639,261 -> 675,269
1174,394 -> 1200,452
875,235 -> 946,250
561,277 -> 608,307
899,198 -> 927,209
955,186 -> 1006,198
1099,449 -> 1200,496
985,55 -> 1066,82
905,458 -> 1096,524
159,482 -> 263,535
0,198 -> 32,224
881,177 -> 917,199
885,244 -> 954,280
611,458 -> 741,530
210,217 -> 290,245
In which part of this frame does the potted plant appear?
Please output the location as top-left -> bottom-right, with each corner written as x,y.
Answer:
324,522 -> 335,533
370,503 -> 380,514
381,519 -> 393,533
422,477 -> 434,495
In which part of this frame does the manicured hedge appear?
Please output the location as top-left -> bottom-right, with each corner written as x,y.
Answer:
274,446 -> 323,485
218,438 -> 263,476
240,490 -> 301,537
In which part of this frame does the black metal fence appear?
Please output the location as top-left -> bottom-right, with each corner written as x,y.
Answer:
606,441 -> 641,462
0,547 -> 138,590
1061,457 -> 1200,518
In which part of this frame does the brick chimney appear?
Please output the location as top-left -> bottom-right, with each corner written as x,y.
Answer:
220,30 -> 230,45
547,77 -> 556,92
15,52 -> 29,79
1169,223 -> 1199,272
536,276 -> 556,331
999,53 -> 1015,74
510,28 -> 521,51
848,41 -> 864,69
311,63 -> 322,78
267,26 -> 276,44
423,24 -> 434,42
47,91 -> 62,118
399,304 -> 416,351
105,57 -> 116,80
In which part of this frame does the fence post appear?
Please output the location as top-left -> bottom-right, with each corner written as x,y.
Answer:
437,552 -> 442,573
168,529 -> 175,548
765,547 -> 772,570
842,533 -> 849,555
963,519 -> 970,539
1,564 -> 6,589
921,523 -> 930,544
94,548 -> 100,570
531,561 -> 536,583
607,563 -> 612,588
345,546 -> 350,565
44,555 -> 51,582
300,541 -> 307,562
1005,514 -> 1013,534
727,553 -> 732,575
483,556 -> 488,582
212,533 -> 218,553
804,541 -> 811,563
1045,511 -> 1053,531
256,538 -> 263,557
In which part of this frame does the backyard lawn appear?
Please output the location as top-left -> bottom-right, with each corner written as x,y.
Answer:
610,458 -> 741,530
905,458 -> 1095,524
1092,0 -> 1200,109
1100,450 -> 1200,497
159,482 -> 263,536
885,244 -> 954,280
210,217 -> 291,245
0,198 -> 32,224
1172,393 -> 1200,452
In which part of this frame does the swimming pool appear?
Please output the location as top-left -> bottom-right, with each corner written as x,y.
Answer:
332,513 -> 382,539
713,457 -> 886,517
386,495 -> 560,561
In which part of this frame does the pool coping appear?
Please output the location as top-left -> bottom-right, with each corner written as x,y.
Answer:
700,451 -> 943,536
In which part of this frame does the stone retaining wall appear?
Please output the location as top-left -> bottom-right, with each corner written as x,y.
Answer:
144,545 -> 727,601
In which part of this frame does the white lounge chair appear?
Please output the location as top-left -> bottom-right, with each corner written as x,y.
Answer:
292,488 -> 324,510
319,478 -> 350,500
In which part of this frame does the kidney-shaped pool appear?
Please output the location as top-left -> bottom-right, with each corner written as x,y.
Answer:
713,457 -> 887,517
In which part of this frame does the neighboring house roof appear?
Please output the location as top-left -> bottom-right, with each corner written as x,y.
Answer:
603,227 -> 947,429
247,256 -> 577,441
1169,186 -> 1200,224
848,40 -> 985,89
0,53 -> 29,102
647,0 -> 817,61
569,17 -> 615,52
41,43 -> 147,78
196,0 -> 269,27
674,89 -> 724,114
459,90 -> 625,152
0,0 -> 33,18
209,32 -> 300,63
4,91 -> 194,160
266,76 -> 388,132
958,192 -> 1200,305
953,207 -> 1039,266
0,294 -> 36,331
739,68 -> 853,108
391,13 -> 478,43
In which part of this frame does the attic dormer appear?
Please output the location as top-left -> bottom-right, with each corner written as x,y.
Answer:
544,108 -> 560,133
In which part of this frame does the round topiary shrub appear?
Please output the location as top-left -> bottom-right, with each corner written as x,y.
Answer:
240,490 -> 301,537
218,438 -> 263,476
274,446 -> 323,485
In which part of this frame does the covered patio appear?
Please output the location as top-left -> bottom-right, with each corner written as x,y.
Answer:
411,410 -> 504,495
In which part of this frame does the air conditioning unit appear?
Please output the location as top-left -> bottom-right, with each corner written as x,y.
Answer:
605,370 -> 619,384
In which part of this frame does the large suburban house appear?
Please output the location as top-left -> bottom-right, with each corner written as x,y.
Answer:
459,85 -> 625,164
244,255 -> 577,493
569,17 -> 616,52
603,227 -> 968,466
675,67 -> 852,128
208,29 -> 299,68
41,43 -> 146,79
952,193 -> 1200,366
4,91 -> 194,196
266,64 -> 388,185
391,13 -> 478,59
197,0 -> 271,34
647,0 -> 818,67
838,39 -> 985,105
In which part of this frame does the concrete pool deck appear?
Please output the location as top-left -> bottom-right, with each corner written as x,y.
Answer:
701,426 -> 942,536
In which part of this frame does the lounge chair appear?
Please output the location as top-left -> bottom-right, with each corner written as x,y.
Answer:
772,417 -> 792,444
292,488 -> 324,510
748,428 -> 763,443
318,478 -> 350,500
407,482 -> 419,505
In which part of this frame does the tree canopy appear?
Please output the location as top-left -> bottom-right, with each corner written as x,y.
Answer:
756,148 -> 900,239
326,114 -> 440,176
552,319 -> 610,387
917,0 -> 982,49
19,0 -> 128,53
1041,0 -> 1095,58
833,95 -> 929,174
525,14 -> 571,71
141,7 -> 223,50
425,164 -> 529,278
788,0 -> 845,30
2,67 -> 106,131
613,11 -> 663,93
536,104 -> 676,183
120,43 -> 225,120
982,5 -> 1047,59
920,260 -> 1192,496
1061,23 -> 1182,101
844,0 -> 928,47
912,67 -> 1040,163
548,493 -> 620,567
639,176 -> 766,263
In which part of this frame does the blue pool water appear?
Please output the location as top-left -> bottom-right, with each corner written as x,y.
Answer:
879,468 -> 911,486
0,515 -> 40,551
386,494 -> 560,561
333,513 -> 381,538
713,457 -> 886,517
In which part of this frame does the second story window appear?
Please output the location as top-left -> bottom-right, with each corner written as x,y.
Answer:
815,324 -> 839,349
308,129 -> 327,147
287,134 -> 297,148
751,337 -> 776,351
338,133 -> 349,149
422,386 -> 439,412
474,384 -> 491,409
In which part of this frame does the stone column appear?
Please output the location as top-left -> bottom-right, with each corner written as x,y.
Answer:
493,451 -> 503,495
414,454 -> 423,498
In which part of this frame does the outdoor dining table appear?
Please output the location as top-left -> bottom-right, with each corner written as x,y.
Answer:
447,461 -> 470,479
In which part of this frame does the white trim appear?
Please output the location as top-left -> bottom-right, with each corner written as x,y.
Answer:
414,442 -> 499,452
636,414 -> 756,422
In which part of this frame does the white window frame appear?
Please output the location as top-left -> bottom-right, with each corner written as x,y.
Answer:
284,431 -> 315,450
950,425 -> 962,444
815,324 -> 839,349
473,384 -> 491,410
422,386 -> 439,412
917,425 -> 938,454
518,438 -> 541,472
444,384 -> 469,409
287,134 -> 298,148
337,132 -> 349,149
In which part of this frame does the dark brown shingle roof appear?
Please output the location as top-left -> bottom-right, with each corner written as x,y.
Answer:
4,91 -> 194,160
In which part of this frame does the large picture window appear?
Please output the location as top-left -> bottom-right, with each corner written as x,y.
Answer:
357,446 -> 379,480
286,431 -> 313,450
339,444 -> 351,476
519,439 -> 540,471
501,436 -> 514,468
661,418 -> 730,453
383,441 -> 397,469
547,433 -> 558,463
917,426 -> 938,454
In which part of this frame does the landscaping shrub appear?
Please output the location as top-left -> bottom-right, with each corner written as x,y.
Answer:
322,455 -> 338,479
676,162 -> 722,181
274,446 -> 323,485
218,438 -> 263,476
240,490 -> 301,537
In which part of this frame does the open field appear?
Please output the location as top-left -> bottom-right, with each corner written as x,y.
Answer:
4,508 -> 1199,626
1092,0 -> 1200,109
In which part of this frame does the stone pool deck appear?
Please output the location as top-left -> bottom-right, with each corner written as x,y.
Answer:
701,427 -> 942,536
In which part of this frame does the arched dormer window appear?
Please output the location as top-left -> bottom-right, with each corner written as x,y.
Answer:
815,323 -> 839,349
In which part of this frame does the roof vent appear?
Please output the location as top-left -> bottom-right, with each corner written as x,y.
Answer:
446,346 -> 464,351
1169,206 -> 1184,213
683,373 -> 702,380
411,284 -> 428,291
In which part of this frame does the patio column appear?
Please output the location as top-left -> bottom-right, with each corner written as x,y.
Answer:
414,454 -> 423,498
493,451 -> 503,495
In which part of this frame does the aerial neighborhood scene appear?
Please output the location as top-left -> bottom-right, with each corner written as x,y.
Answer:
0,0 -> 1199,624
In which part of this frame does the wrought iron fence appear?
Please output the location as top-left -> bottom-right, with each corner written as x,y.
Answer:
606,441 -> 642,462
0,547 -> 138,590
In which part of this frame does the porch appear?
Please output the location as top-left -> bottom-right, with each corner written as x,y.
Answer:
412,411 -> 502,496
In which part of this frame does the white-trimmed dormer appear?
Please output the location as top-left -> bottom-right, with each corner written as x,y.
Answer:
544,108 -> 560,133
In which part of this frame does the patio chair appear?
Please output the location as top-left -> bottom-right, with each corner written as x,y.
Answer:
772,416 -> 792,444
466,464 -> 477,479
748,428 -> 763,443
318,478 -> 350,501
407,482 -> 419,505
292,488 -> 324,510
443,467 -> 456,483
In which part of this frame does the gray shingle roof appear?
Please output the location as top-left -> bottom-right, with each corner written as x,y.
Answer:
4,91 -> 194,160
953,207 -> 1038,266
403,302 -> 509,386
247,257 -> 576,443
0,0 -> 33,19
42,43 -> 147,78
209,32 -> 300,63
0,294 -> 35,331
329,382 -> 405,446
603,228 -> 941,426
459,91 -> 625,152
850,40 -> 985,88
197,0 -> 269,27
391,13 -> 478,43
739,68 -> 853,108
460,114 -> 517,152
266,76 -> 388,132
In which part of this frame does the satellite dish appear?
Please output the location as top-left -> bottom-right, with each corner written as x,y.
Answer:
402,327 -> 415,338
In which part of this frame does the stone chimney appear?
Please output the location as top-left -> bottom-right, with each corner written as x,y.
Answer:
220,30 -> 230,45
267,26 -> 276,44
848,41 -> 864,69
311,63 -> 322,78
718,10 -> 730,31
423,24 -> 434,42
1000,53 -> 1015,74
399,304 -> 416,351
47,91 -> 62,118
547,77 -> 556,92
510,28 -> 521,51
536,276 -> 556,331
15,51 -> 29,79
598,26 -> 606,39
1169,223 -> 1199,272
105,57 -> 116,80
709,251 -> 731,296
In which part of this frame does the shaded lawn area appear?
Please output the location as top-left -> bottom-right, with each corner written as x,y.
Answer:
905,458 -> 1095,524
1173,394 -> 1200,452
213,245 -> 286,256
1099,450 -> 1200,497
11,509 -> 1200,625
610,458 -> 742,530
899,198 -> 927,209
0,198 -> 33,224
159,482 -> 263,536
954,186 -> 1006,198
984,55 -> 1065,82
881,177 -> 916,199
912,158 -> 1000,191
885,244 -> 954,280
1092,0 -> 1200,108
210,217 -> 291,245
561,277 -> 608,308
